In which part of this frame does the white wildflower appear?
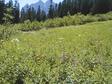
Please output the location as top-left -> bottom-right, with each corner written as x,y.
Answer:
0,40 -> 4,42
17,47 -> 20,50
58,37 -> 64,40
78,34 -> 81,37
11,38 -> 20,43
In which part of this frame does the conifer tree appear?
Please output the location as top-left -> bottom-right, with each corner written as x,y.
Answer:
0,0 -> 5,24
4,0 -> 14,23
21,8 -> 26,22
41,10 -> 46,21
92,0 -> 111,14
48,0 -> 54,19
36,6 -> 41,21
13,0 -> 20,23
31,7 -> 36,21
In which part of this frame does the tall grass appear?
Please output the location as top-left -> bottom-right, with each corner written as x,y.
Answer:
0,12 -> 112,83
0,25 -> 17,40
0,20 -> 112,83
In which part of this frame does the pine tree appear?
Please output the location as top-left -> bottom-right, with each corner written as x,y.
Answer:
80,0 -> 92,14
4,0 -> 14,23
31,7 -> 36,21
0,0 -> 5,24
21,8 -> 26,22
70,0 -> 78,15
13,0 -> 20,23
41,10 -> 46,21
92,0 -> 111,14
27,6 -> 33,21
61,0 -> 68,17
48,0 -> 54,19
53,4 -> 58,17
58,2 -> 62,17
36,6 -> 41,21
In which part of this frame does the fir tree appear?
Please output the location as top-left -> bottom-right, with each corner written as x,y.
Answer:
13,0 -> 20,23
0,0 -> 5,24
48,0 -> 54,19
36,6 -> 41,21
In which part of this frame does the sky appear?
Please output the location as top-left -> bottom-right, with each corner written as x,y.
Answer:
6,0 -> 63,9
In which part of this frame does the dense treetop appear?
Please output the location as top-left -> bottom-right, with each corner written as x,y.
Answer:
0,0 -> 112,23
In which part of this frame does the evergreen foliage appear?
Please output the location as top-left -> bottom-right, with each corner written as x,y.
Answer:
0,0 -> 5,24
1,0 -> 112,23
20,0 -> 112,22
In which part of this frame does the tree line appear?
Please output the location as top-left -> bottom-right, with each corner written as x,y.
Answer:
0,0 -> 112,24
0,0 -> 20,24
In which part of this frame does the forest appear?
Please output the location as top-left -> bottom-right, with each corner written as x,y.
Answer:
0,0 -> 112,23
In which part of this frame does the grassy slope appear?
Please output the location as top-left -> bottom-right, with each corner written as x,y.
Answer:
1,21 -> 112,83
11,20 -> 112,55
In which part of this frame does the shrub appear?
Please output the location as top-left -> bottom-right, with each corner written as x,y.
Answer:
0,25 -> 17,40
19,21 -> 42,32
82,14 -> 99,23
15,12 -> 112,31
1,12 -> 112,32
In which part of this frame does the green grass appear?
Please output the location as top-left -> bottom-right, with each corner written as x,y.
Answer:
0,21 -> 112,83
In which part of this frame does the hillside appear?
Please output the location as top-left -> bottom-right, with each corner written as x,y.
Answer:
0,20 -> 112,83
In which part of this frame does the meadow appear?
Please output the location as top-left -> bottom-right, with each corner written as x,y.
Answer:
0,19 -> 112,83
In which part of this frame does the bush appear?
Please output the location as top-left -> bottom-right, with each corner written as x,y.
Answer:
19,12 -> 112,31
19,21 -> 42,32
1,12 -> 112,32
82,14 -> 99,23
0,25 -> 17,40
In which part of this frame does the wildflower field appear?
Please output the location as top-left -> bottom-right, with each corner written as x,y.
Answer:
0,20 -> 112,83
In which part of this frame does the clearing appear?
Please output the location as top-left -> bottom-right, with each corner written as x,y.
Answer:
1,21 -> 112,83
